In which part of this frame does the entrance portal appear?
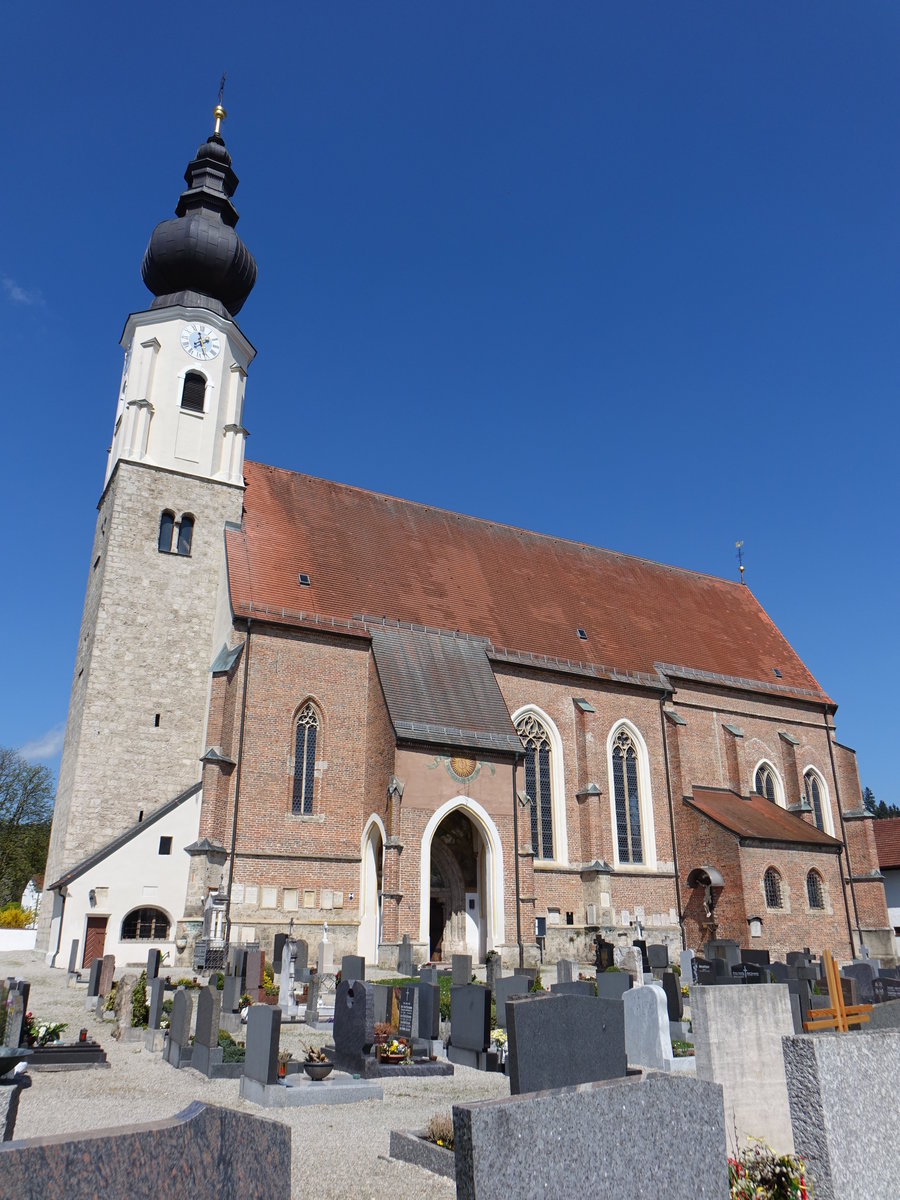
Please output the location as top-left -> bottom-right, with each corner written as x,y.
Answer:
429,810 -> 485,960
358,821 -> 384,963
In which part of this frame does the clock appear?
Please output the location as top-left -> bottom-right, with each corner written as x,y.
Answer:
180,322 -> 221,361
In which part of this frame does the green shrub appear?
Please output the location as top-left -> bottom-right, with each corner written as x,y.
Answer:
222,1041 -> 245,1063
131,971 -> 148,1028
218,1029 -> 236,1046
214,972 -> 225,991
529,969 -> 543,993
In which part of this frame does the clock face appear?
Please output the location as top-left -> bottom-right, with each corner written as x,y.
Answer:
180,322 -> 221,361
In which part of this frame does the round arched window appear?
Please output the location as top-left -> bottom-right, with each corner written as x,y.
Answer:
121,907 -> 170,940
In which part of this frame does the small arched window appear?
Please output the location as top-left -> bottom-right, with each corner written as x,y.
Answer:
180,371 -> 206,413
612,728 -> 643,864
158,510 -> 175,553
121,907 -> 170,940
806,870 -> 825,910
755,763 -> 777,804
516,713 -> 554,859
764,868 -> 783,910
176,514 -> 194,556
292,703 -> 320,815
804,771 -> 824,831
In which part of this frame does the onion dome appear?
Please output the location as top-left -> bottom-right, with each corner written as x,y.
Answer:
141,104 -> 257,319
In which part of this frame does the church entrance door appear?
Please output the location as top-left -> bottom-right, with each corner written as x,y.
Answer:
358,821 -> 383,964
429,810 -> 485,961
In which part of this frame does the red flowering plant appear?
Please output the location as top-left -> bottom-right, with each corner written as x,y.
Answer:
728,1138 -> 810,1199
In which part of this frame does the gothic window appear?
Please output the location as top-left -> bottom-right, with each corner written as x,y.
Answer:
176,514 -> 194,556
764,868 -> 783,910
180,371 -> 206,413
806,870 -> 825,910
516,713 -> 554,860
612,728 -> 643,864
755,763 -> 778,804
158,510 -> 175,553
292,703 -> 320,815
804,771 -> 825,831
121,907 -> 170,940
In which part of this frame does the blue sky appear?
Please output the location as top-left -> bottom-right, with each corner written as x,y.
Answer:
2,3 -> 898,802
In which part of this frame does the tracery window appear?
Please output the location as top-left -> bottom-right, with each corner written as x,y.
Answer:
804,771 -> 824,831
755,763 -> 777,804
806,870 -> 825,910
292,703 -> 320,815
612,728 -> 643,864
121,907 -> 170,940
764,868 -> 783,910
517,713 -> 554,860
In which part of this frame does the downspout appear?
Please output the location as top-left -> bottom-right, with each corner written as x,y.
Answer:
511,752 -> 524,969
825,705 -> 861,953
224,618 -> 252,949
658,696 -> 685,949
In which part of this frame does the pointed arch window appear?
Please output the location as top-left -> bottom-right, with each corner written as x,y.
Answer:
755,763 -> 777,804
516,713 -> 554,860
180,371 -> 206,413
612,728 -> 643,864
292,703 -> 320,815
804,771 -> 824,831
764,868 -> 783,910
806,870 -> 825,910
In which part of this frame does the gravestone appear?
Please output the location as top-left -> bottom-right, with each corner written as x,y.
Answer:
485,955 -> 503,991
372,983 -> 392,1026
244,1002 -> 281,1086
245,950 -> 263,1000
272,933 -> 287,975
145,948 -> 161,981
594,934 -> 615,971
397,934 -> 414,977
873,977 -> 900,1004
731,962 -> 765,985
293,939 -> 309,972
741,948 -> 770,966
147,977 -> 165,1030
98,954 -> 116,997
230,947 -> 248,982
841,962 -> 877,1004
680,949 -> 696,983
418,980 -> 441,1040
662,971 -> 683,1021
316,928 -> 334,975
86,958 -> 102,998
506,993 -> 626,1095
595,971 -> 632,1001
708,939 -> 741,970
452,954 -> 473,986
550,980 -> 595,996
11,982 -> 30,1023
2,992 -> 24,1048
419,966 -> 439,987
556,959 -> 577,984
647,944 -> 669,971
397,986 -> 415,1041
341,955 -> 366,985
67,940 -> 80,977
623,983 -> 677,1072
222,974 -> 242,1014
632,939 -> 650,974
332,979 -> 375,1075
164,987 -> 193,1068
768,962 -> 788,983
448,985 -> 492,1068
304,973 -> 321,1024
494,976 -> 531,1027
192,985 -> 223,1075
619,947 -> 644,984
693,958 -> 715,985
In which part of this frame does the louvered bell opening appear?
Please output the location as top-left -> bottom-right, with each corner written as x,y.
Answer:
181,372 -> 206,413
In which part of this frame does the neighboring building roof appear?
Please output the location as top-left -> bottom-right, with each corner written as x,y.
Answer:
873,818 -> 900,870
47,783 -> 202,891
370,625 -> 522,754
226,462 -> 831,703
685,786 -> 843,850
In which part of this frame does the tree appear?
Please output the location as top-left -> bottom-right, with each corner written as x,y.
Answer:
862,786 -> 900,820
0,747 -> 54,906
863,786 -> 877,815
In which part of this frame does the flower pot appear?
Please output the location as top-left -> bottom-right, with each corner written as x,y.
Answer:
303,1061 -> 333,1081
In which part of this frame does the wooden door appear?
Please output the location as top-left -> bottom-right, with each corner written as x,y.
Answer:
82,916 -> 108,968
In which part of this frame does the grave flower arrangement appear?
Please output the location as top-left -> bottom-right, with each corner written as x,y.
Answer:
424,1112 -> 454,1151
25,1015 -> 67,1047
728,1139 -> 809,1199
376,1036 -> 411,1063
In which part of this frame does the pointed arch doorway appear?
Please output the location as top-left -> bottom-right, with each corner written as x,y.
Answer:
358,818 -> 384,964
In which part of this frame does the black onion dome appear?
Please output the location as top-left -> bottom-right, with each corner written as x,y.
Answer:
141,132 -> 257,319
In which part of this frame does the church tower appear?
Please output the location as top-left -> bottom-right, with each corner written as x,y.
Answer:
39,104 -> 257,954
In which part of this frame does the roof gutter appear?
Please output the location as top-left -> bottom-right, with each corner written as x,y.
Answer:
224,618 -> 252,949
511,752 -> 525,969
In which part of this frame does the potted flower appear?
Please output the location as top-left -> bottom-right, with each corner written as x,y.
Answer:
376,1036 -> 411,1064
25,1015 -> 67,1047
303,1044 -> 333,1081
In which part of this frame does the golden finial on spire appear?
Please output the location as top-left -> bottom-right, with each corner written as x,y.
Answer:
213,73 -> 227,136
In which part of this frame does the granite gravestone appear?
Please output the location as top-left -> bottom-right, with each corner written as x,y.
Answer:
632,939 -> 650,974
222,974 -> 242,1015
485,955 -> 503,991
594,935 -> 615,972
623,983 -> 675,1071
2,992 -> 24,1048
293,939 -> 309,972
148,977 -> 166,1030
708,939 -> 741,970
506,993 -> 626,1095
873,977 -> 900,1004
731,963 -> 765,985
741,948 -> 770,966
768,962 -> 788,984
244,1003 -> 281,1086
419,966 -> 439,987
452,955 -> 473,986
556,959 -> 577,984
67,940 -> 80,977
245,950 -> 264,1001
230,947 -> 248,983
164,987 -> 193,1068
494,976 -> 531,1027
146,948 -> 161,981
680,948 -> 696,983
550,981 -> 596,996
693,958 -> 715,985
272,934 -> 287,975
397,986 -> 415,1041
332,979 -> 375,1075
648,944 -> 669,971
397,934 -> 414,977
842,962 -> 877,1004
662,971 -> 683,1021
619,947 -> 644,984
191,986 -> 223,1076
98,955 -> 116,997
304,973 -> 321,1025
418,981 -> 441,1040
595,971 -> 632,1001
86,959 -> 102,998
341,955 -> 366,985
448,986 -> 492,1068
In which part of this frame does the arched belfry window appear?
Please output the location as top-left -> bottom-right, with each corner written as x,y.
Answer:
612,728 -> 643,864
158,510 -> 175,553
516,713 -> 554,860
176,514 -> 194,556
804,771 -> 825,831
292,703 -> 320,815
755,763 -> 778,804
180,371 -> 206,413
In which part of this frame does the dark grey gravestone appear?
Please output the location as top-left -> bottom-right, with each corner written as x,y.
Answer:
418,981 -> 441,1039
230,947 -> 248,981
397,986 -> 415,1040
449,986 -> 491,1052
164,987 -> 193,1067
87,958 -> 102,997
768,962 -> 788,983
148,977 -> 166,1030
453,1073 -> 728,1200
145,948 -> 161,981
272,933 -> 287,974
245,950 -> 263,997
332,979 -> 375,1075
485,956 -> 503,992
708,939 -> 741,970
397,934 -> 414,977
293,939 -> 309,972
662,971 -> 683,1020
12,982 -> 29,1022
222,974 -> 242,1014
67,940 -> 79,976
731,963 -> 765,985
632,940 -> 650,974
786,951 -> 808,967
647,944 -> 669,970
452,955 -> 473,986
507,993 -> 627,1096
694,958 -> 715,984
419,966 -> 439,986
304,973 -> 321,1024
595,971 -> 632,1001
192,986 -> 223,1076
741,948 -> 771,966
494,976 -> 531,1027
341,955 -> 366,985
842,962 -> 877,1004
556,959 -> 577,984
372,984 -> 391,1026
2,993 -> 24,1048
550,981 -> 595,996
873,978 -> 900,1004
244,1003 -> 281,1086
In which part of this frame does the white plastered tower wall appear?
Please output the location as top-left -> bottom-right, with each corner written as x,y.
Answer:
39,304 -> 254,956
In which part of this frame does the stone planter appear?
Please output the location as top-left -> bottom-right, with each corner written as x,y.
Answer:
302,1061 -> 334,1081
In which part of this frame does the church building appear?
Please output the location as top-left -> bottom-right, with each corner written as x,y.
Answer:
39,109 -> 892,972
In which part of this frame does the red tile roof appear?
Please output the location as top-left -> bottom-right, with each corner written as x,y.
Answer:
873,818 -> 900,870
686,787 -> 842,848
225,462 -> 831,701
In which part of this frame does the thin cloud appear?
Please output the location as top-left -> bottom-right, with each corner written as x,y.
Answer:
19,723 -> 66,761
2,275 -> 43,306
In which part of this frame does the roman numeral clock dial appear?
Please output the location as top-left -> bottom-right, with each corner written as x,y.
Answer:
180,322 -> 221,361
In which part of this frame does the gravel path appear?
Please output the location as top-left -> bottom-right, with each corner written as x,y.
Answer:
3,951 -> 510,1199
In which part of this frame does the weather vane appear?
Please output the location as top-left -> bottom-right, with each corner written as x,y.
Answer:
736,540 -> 745,585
